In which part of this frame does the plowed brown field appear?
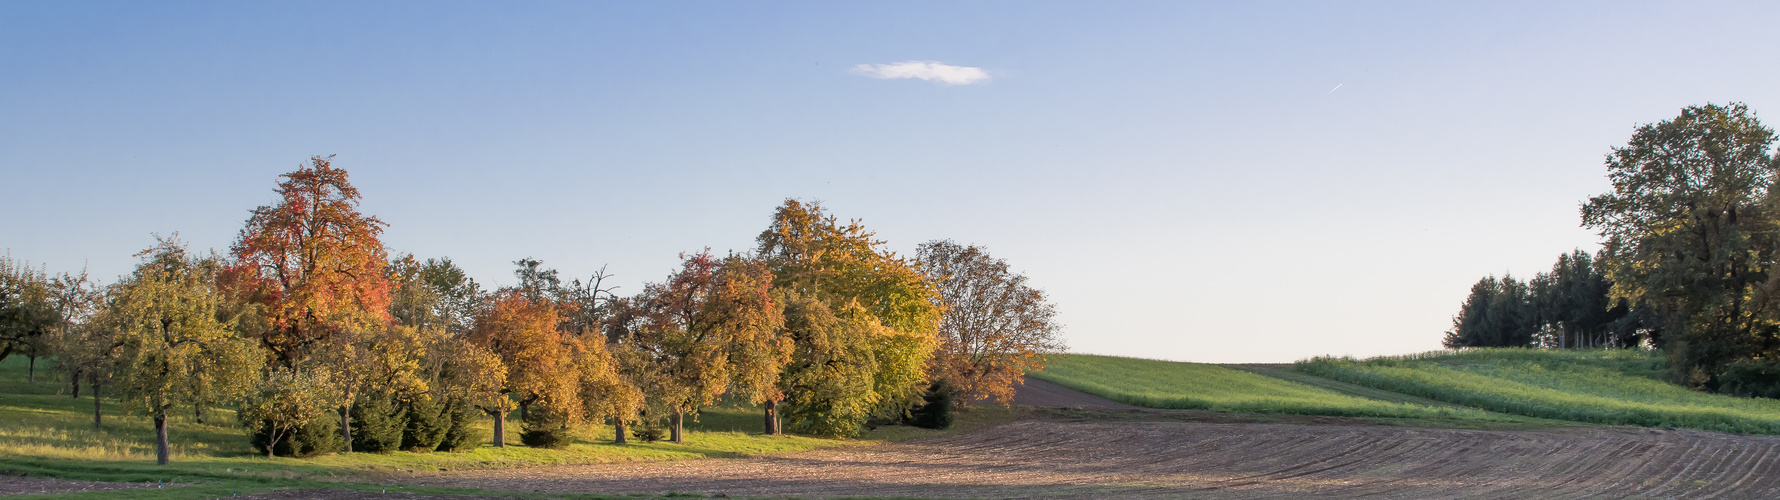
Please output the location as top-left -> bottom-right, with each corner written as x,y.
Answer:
402,414 -> 1780,499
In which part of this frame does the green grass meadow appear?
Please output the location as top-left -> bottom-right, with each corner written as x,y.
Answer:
1029,354 -> 1508,420
0,356 -> 1002,499
1297,348 -> 1780,434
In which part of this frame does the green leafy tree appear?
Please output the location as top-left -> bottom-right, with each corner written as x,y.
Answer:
1582,102 -> 1780,389
41,269 -> 113,427
240,370 -> 339,457
102,238 -> 263,464
0,253 -> 58,379
389,255 -> 483,335
756,200 -> 941,436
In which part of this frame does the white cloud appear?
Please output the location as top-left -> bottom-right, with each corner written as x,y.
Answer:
851,61 -> 990,85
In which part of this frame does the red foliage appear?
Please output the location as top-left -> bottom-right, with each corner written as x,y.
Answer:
227,156 -> 393,368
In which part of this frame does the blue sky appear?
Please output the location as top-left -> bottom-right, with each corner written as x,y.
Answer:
4,1 -> 1778,362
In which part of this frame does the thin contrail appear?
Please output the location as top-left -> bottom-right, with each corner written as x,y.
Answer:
1328,83 -> 1343,94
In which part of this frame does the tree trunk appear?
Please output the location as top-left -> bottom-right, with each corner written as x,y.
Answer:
27,356 -> 35,383
614,417 -> 628,445
491,408 -> 506,447
92,379 -> 102,430
154,413 -> 170,465
339,404 -> 353,452
763,398 -> 780,435
71,370 -> 81,399
195,405 -> 204,425
669,410 -> 684,444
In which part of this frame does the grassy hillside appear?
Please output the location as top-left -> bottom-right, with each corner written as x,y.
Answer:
0,356 -> 1003,498
1298,348 -> 1780,434
1030,354 -> 1507,420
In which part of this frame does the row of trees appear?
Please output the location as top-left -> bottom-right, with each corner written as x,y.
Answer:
0,157 -> 1066,464
1443,250 -> 1662,350
1448,102 -> 1780,397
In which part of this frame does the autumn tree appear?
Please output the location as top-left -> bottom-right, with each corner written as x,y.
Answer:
569,334 -> 641,444
102,238 -> 262,465
627,251 -> 736,444
756,200 -> 940,436
228,155 -> 393,370
465,290 -> 577,447
427,334 -> 507,451
775,293 -> 881,436
916,240 -> 1064,405
712,256 -> 792,435
1583,103 -> 1780,391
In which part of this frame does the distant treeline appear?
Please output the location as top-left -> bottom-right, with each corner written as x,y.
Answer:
1444,250 -> 1663,350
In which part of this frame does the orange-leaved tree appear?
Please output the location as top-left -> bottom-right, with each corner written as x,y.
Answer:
228,155 -> 393,370
916,240 -> 1064,405
630,250 -> 732,444
227,156 -> 395,452
465,291 -> 578,447
709,256 -> 791,434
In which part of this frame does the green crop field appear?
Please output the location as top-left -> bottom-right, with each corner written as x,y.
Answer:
1029,354 -> 1510,420
1297,348 -> 1780,434
0,356 -> 1002,499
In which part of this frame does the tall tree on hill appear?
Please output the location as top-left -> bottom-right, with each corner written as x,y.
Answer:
102,238 -> 262,465
917,240 -> 1066,405
1582,103 -> 1780,390
756,200 -> 940,436
227,155 -> 393,370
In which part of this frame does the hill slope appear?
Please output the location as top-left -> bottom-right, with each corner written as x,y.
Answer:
1299,348 -> 1780,434
1028,354 -> 1508,420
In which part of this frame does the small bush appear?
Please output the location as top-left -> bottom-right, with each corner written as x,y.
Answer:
249,412 -> 343,457
1718,358 -> 1780,399
519,403 -> 574,449
349,392 -> 404,453
435,398 -> 485,452
906,382 -> 955,429
631,418 -> 667,443
400,394 -> 448,452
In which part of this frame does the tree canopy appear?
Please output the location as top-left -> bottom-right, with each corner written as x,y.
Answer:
917,240 -> 1065,405
1582,103 -> 1780,390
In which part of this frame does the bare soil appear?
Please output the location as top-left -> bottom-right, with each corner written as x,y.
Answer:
1007,378 -> 1138,409
401,415 -> 1780,499
390,377 -> 1780,500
